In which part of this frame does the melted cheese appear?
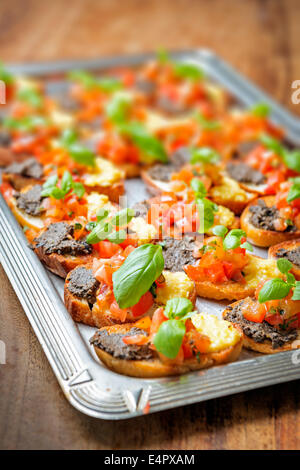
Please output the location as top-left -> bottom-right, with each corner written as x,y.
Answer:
207,205 -> 235,235
83,157 -> 124,187
244,256 -> 282,288
210,176 -> 250,203
128,217 -> 157,245
86,192 -> 115,220
145,110 -> 192,134
191,312 -> 242,352
156,271 -> 194,305
50,109 -> 74,129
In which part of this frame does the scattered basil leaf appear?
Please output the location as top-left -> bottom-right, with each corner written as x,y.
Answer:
292,281 -> 300,301
74,223 -> 82,231
96,208 -> 109,222
283,150 -> 300,173
68,70 -> 122,92
67,143 -> 95,167
212,225 -> 228,239
258,278 -> 292,303
190,178 -> 206,197
260,134 -> 284,157
286,272 -> 296,286
250,102 -> 270,118
287,182 -> 300,203
106,92 -> 132,124
240,241 -> 253,252
197,198 -> 217,233
86,221 -> 113,244
164,297 -> 194,319
118,122 -> 168,163
190,147 -> 220,164
277,258 -> 293,275
17,88 -> 42,108
110,208 -> 135,227
223,229 -> 247,251
107,229 -> 127,244
174,62 -> 204,81
153,319 -> 186,359
113,244 -> 164,308
0,62 -> 14,85
72,182 -> 85,198
194,112 -> 221,130
3,115 -> 48,132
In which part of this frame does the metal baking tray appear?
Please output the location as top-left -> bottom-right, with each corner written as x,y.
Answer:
1,49 -> 300,420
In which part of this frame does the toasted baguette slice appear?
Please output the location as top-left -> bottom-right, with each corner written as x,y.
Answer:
209,175 -> 256,215
190,255 -> 281,301
223,300 -> 300,354
141,168 -> 174,196
33,222 -> 97,278
268,239 -> 300,280
64,266 -> 196,328
241,196 -> 300,247
91,319 -> 243,378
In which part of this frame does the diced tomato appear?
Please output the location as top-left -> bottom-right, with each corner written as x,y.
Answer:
122,334 -> 148,345
131,291 -> 154,317
109,300 -> 128,322
94,263 -> 114,286
265,170 -> 285,195
265,312 -> 282,326
95,241 -> 122,258
149,307 -> 167,338
243,303 -> 266,323
134,316 -> 152,331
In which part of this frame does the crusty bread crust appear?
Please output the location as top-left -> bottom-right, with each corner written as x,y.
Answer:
194,279 -> 255,301
141,169 -> 173,196
35,246 -> 95,278
84,180 -> 125,203
241,196 -> 300,247
223,301 -> 300,354
92,323 -> 243,377
116,162 -> 152,178
64,265 -> 197,327
210,190 -> 256,215
268,239 -> 300,280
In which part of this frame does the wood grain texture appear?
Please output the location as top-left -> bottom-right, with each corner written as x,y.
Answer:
0,0 -> 300,450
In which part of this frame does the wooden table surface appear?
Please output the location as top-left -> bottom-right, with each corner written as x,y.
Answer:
1,0 -> 300,450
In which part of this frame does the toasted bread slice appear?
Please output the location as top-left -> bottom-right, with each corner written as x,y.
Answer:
241,196 -> 300,247
64,267 -> 196,328
191,255 -> 281,301
268,239 -> 300,280
209,175 -> 256,215
84,180 -> 124,203
91,317 -> 243,378
223,300 -> 300,354
33,222 -> 96,278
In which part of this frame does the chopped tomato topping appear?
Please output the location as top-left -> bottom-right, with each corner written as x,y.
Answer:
122,334 -> 149,345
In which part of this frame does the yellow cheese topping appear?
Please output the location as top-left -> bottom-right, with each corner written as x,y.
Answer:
207,205 -> 235,235
128,217 -> 157,245
156,271 -> 194,305
145,110 -> 192,134
86,192 -> 115,220
83,157 -> 124,187
191,312 -> 242,353
243,256 -> 282,289
50,109 -> 75,129
210,176 -> 250,203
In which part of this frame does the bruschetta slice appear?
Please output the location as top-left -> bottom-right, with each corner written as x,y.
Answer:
241,196 -> 300,247
225,161 -> 267,196
2,157 -> 44,190
223,297 -> 300,354
90,306 -> 243,377
269,239 -> 300,280
184,232 -> 282,301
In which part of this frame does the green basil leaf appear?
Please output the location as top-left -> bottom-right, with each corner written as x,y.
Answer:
212,225 -> 228,239
96,208 -> 109,222
197,198 -> 217,233
106,92 -> 132,124
277,258 -> 293,274
240,241 -> 253,252
258,278 -> 291,303
118,122 -> 168,163
86,221 -> 113,244
287,183 -> 300,203
43,174 -> 58,189
72,182 -> 85,199
61,170 -> 73,193
250,102 -> 270,118
286,272 -> 296,286
67,143 -> 95,167
283,150 -> 300,173
60,128 -> 78,146
0,62 -> 14,85
164,297 -> 194,319
74,223 -> 82,231
107,229 -> 127,244
154,320 -> 186,359
110,208 -> 135,227
292,281 -> 300,300
113,244 -> 164,308
174,63 -> 204,81
260,134 -> 284,156
190,178 -> 206,197
156,48 -> 170,64
3,115 -> 48,132
68,70 -> 98,88
223,234 -> 241,251
68,70 -> 122,92
86,221 -> 97,231
190,147 -> 220,164
17,88 -> 42,108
